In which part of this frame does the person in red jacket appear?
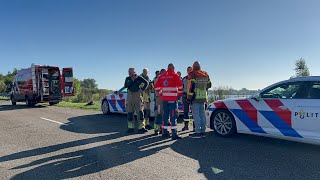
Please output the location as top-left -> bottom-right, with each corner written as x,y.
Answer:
154,63 -> 183,140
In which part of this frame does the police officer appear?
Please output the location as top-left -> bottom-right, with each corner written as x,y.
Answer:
124,68 -> 149,134
155,64 -> 183,140
140,68 -> 153,130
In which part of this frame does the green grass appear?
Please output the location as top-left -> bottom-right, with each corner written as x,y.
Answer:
0,96 -> 10,101
56,101 -> 101,111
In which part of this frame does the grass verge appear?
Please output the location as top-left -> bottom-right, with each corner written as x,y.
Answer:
0,96 -> 10,101
56,101 -> 101,111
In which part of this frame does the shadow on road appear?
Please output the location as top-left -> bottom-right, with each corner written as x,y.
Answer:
171,133 -> 320,179
2,113 -> 320,179
61,113 -> 128,134
0,104 -> 47,111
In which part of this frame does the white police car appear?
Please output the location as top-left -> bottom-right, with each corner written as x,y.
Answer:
101,89 -> 185,116
206,76 -> 320,144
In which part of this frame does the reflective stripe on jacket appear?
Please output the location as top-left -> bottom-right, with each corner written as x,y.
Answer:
187,70 -> 211,103
154,69 -> 183,101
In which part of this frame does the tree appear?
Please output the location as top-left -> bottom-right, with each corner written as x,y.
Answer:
294,58 -> 310,77
73,78 -> 81,95
80,78 -> 98,89
0,80 -> 6,93
2,68 -> 18,93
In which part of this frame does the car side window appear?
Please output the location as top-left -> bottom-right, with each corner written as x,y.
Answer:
307,82 -> 320,99
260,82 -> 307,99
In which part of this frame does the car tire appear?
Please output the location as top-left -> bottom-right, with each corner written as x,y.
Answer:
11,96 -> 16,105
211,109 -> 236,137
101,99 -> 111,115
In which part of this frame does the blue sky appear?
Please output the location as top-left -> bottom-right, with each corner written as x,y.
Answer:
1,0 -> 320,90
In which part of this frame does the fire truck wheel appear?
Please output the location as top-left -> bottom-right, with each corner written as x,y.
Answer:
25,96 -> 34,107
11,96 -> 16,105
49,102 -> 56,106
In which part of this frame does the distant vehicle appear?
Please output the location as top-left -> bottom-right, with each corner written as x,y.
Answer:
206,76 -> 320,144
10,64 -> 74,106
101,88 -> 186,117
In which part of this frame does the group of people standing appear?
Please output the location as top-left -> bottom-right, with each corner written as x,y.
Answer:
121,61 -> 211,140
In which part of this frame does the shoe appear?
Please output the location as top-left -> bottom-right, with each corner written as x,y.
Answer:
162,133 -> 170,138
127,129 -> 134,134
137,128 -> 147,134
201,132 -> 206,138
189,133 -> 202,139
172,135 -> 182,140
145,125 -> 152,130
182,126 -> 189,131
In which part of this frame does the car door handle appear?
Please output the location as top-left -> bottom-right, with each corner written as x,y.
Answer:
278,105 -> 289,110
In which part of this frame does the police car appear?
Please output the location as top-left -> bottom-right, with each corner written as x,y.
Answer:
101,89 -> 185,116
206,76 -> 320,144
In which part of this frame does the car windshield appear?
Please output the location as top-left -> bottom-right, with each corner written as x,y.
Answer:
119,88 -> 127,93
260,82 -> 306,99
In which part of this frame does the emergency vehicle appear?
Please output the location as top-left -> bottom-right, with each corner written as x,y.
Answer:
206,76 -> 320,144
101,88 -> 185,117
10,64 -> 74,106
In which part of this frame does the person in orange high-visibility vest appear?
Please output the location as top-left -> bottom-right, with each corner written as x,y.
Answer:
154,63 -> 183,140
187,61 -> 212,138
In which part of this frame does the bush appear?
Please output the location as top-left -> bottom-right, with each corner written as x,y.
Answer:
63,88 -> 113,103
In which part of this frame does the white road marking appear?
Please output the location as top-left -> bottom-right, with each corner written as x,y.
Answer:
40,117 -> 68,125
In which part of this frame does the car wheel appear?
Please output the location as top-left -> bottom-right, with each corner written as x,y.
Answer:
11,96 -> 16,105
212,109 -> 236,137
101,100 -> 111,115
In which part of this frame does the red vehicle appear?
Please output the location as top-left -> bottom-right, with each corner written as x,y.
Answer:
10,64 -> 74,106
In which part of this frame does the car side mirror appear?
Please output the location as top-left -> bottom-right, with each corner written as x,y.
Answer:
251,94 -> 261,101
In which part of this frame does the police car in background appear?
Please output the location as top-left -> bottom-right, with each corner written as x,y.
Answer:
206,76 -> 320,144
101,88 -> 185,117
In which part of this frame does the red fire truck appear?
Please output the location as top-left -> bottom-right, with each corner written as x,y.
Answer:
10,64 -> 74,106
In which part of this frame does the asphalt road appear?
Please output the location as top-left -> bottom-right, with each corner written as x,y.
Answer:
1,101 -> 320,180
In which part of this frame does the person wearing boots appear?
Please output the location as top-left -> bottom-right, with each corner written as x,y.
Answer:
141,68 -> 153,130
154,64 -> 183,140
182,66 -> 193,131
124,68 -> 149,134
